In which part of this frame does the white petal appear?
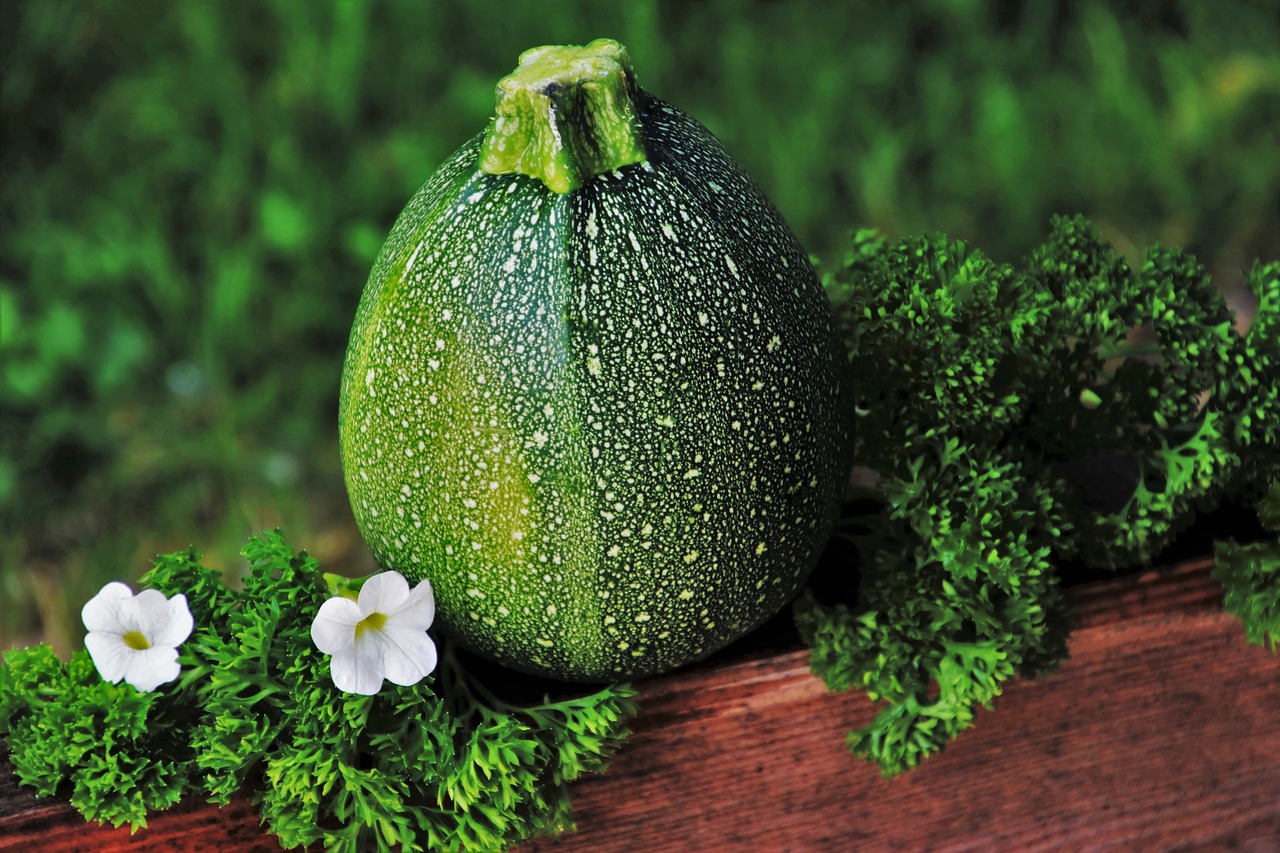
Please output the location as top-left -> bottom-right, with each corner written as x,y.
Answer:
84,632 -> 130,683
392,578 -> 436,629
122,646 -> 181,692
328,647 -> 385,695
375,625 -> 437,686
357,571 -> 411,617
81,582 -> 135,633
311,597 -> 362,655
155,593 -> 195,647
133,588 -> 176,643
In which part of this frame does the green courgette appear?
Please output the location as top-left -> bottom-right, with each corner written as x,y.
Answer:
339,39 -> 851,680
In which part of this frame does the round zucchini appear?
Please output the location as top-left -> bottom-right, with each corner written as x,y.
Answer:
339,39 -> 850,680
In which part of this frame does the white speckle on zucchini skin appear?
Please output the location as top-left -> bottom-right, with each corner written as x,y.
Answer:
339,96 -> 851,681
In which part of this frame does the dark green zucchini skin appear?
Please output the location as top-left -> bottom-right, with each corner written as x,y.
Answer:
339,94 -> 851,680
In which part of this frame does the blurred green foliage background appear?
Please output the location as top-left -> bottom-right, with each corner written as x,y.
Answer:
3,0 -> 1279,654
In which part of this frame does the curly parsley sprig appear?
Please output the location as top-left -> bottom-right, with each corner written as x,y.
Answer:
1214,479 -> 1280,653
803,216 -> 1279,776
0,530 -> 637,851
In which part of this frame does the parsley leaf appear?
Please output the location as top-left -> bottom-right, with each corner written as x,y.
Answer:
1,531 -> 637,850
803,216 -> 1279,775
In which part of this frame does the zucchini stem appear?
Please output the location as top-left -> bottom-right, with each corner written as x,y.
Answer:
479,38 -> 648,193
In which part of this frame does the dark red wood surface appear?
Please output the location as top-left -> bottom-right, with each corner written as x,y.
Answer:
3,558 -> 1279,852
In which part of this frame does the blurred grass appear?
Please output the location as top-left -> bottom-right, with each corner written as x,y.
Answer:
3,0 -> 1279,654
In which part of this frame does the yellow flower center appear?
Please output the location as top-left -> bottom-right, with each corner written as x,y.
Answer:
122,630 -> 151,651
355,611 -> 388,638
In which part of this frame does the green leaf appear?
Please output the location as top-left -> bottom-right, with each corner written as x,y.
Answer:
1,531 -> 637,848
806,217 -> 1276,775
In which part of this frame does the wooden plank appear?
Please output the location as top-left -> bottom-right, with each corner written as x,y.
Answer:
0,784 -> 273,853
530,558 -> 1280,852
2,559 -> 1279,851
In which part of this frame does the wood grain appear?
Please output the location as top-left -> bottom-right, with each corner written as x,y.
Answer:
3,558 -> 1279,852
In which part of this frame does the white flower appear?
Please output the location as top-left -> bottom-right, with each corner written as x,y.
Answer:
310,571 -> 438,695
81,582 -> 194,692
